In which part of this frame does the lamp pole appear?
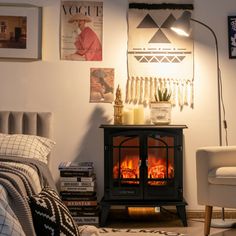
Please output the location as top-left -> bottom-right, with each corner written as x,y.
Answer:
191,18 -> 232,225
172,10 -> 229,227
190,18 -> 222,146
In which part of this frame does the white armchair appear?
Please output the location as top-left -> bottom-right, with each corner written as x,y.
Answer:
196,146 -> 236,236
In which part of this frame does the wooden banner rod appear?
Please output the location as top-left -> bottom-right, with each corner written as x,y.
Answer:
129,3 -> 194,10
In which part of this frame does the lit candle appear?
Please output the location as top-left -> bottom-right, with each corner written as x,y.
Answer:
123,108 -> 134,124
133,105 -> 144,124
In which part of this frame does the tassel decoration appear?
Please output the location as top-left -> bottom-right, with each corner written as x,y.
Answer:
125,76 -> 194,109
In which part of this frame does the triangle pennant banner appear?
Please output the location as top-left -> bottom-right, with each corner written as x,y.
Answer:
127,6 -> 194,109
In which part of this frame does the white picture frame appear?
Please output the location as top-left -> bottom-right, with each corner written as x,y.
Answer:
0,4 -> 42,60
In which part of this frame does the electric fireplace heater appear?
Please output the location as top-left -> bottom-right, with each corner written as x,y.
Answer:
100,124 -> 187,226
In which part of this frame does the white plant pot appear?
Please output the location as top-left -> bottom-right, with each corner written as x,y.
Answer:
150,102 -> 172,125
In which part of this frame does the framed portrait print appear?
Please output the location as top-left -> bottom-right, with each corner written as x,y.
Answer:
0,4 -> 42,60
228,16 -> 236,59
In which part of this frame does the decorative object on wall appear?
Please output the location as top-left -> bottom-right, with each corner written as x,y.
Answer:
125,76 -> 193,110
127,3 -> 194,109
60,1 -> 103,61
90,68 -> 114,103
228,16 -> 236,58
0,4 -> 42,60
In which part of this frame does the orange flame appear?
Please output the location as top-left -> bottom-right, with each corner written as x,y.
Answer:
113,156 -> 174,186
113,156 -> 139,179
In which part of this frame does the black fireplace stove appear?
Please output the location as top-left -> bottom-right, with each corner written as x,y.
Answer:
99,124 -> 187,226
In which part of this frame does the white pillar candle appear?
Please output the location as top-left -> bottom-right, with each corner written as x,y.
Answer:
133,105 -> 144,124
123,108 -> 134,124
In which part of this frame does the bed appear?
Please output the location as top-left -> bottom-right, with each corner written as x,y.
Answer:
0,111 -> 83,236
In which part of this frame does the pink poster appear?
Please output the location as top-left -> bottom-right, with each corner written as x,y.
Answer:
61,1 -> 103,61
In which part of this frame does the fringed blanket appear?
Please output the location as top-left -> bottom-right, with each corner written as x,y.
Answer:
0,156 -> 57,236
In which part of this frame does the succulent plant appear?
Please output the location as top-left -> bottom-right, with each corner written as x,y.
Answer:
154,88 -> 171,102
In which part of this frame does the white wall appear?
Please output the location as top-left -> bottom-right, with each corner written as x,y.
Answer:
0,0 -> 236,211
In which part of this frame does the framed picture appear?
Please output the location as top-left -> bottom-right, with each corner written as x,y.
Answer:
0,4 -> 42,60
228,16 -> 236,59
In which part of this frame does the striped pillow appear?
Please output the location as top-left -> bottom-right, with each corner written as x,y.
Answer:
0,133 -> 55,164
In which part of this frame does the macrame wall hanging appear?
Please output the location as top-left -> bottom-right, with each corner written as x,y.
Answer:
127,3 -> 194,109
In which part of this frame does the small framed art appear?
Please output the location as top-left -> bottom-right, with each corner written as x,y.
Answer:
0,4 -> 42,60
228,16 -> 236,59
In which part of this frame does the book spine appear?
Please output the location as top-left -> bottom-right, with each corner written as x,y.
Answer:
60,191 -> 95,197
73,216 -> 99,224
60,176 -> 95,182
60,195 -> 97,201
63,200 -> 97,206
60,171 -> 93,177
70,211 -> 98,217
66,206 -> 98,211
61,181 -> 95,187
59,161 -> 94,169
59,167 -> 93,172
60,186 -> 95,192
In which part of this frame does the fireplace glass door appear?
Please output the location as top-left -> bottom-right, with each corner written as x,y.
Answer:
147,134 -> 175,186
144,132 -> 181,200
111,135 -> 143,194
107,130 -> 182,200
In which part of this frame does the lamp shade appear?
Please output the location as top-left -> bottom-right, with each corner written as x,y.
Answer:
171,11 -> 192,37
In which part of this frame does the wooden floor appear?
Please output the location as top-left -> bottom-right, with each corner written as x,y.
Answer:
102,208 -> 236,235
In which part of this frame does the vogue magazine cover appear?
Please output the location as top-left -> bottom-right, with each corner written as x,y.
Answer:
60,1 -> 103,61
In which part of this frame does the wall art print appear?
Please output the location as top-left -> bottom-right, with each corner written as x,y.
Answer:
0,4 -> 42,59
60,1 -> 103,61
90,68 -> 114,103
127,4 -> 194,109
228,16 -> 236,59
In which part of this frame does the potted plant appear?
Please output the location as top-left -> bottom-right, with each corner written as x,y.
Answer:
150,88 -> 172,125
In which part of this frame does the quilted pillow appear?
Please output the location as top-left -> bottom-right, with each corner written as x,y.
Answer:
0,133 -> 55,164
28,187 -> 79,236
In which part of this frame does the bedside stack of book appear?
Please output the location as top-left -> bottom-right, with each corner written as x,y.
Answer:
58,161 -> 99,226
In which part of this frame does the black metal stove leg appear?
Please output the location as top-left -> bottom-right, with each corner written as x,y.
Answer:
100,202 -> 110,227
176,205 -> 187,226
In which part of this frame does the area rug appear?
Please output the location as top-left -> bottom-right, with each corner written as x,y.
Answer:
99,228 -> 185,236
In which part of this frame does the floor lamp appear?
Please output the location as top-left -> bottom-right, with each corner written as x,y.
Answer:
171,11 -> 231,228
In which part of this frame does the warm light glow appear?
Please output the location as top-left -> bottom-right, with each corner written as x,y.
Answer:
113,157 -> 139,179
171,27 -> 190,37
113,156 -> 174,186
148,156 -> 174,185
128,207 -> 156,217
148,160 -> 174,179
170,11 -> 192,38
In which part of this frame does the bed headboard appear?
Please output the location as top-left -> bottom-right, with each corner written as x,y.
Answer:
0,111 -> 52,138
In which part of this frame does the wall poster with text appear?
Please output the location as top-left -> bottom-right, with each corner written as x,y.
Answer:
60,1 -> 103,61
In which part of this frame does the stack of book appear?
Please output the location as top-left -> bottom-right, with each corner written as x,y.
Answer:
58,161 -> 99,226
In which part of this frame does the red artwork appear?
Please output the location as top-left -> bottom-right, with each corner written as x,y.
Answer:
90,68 -> 114,103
